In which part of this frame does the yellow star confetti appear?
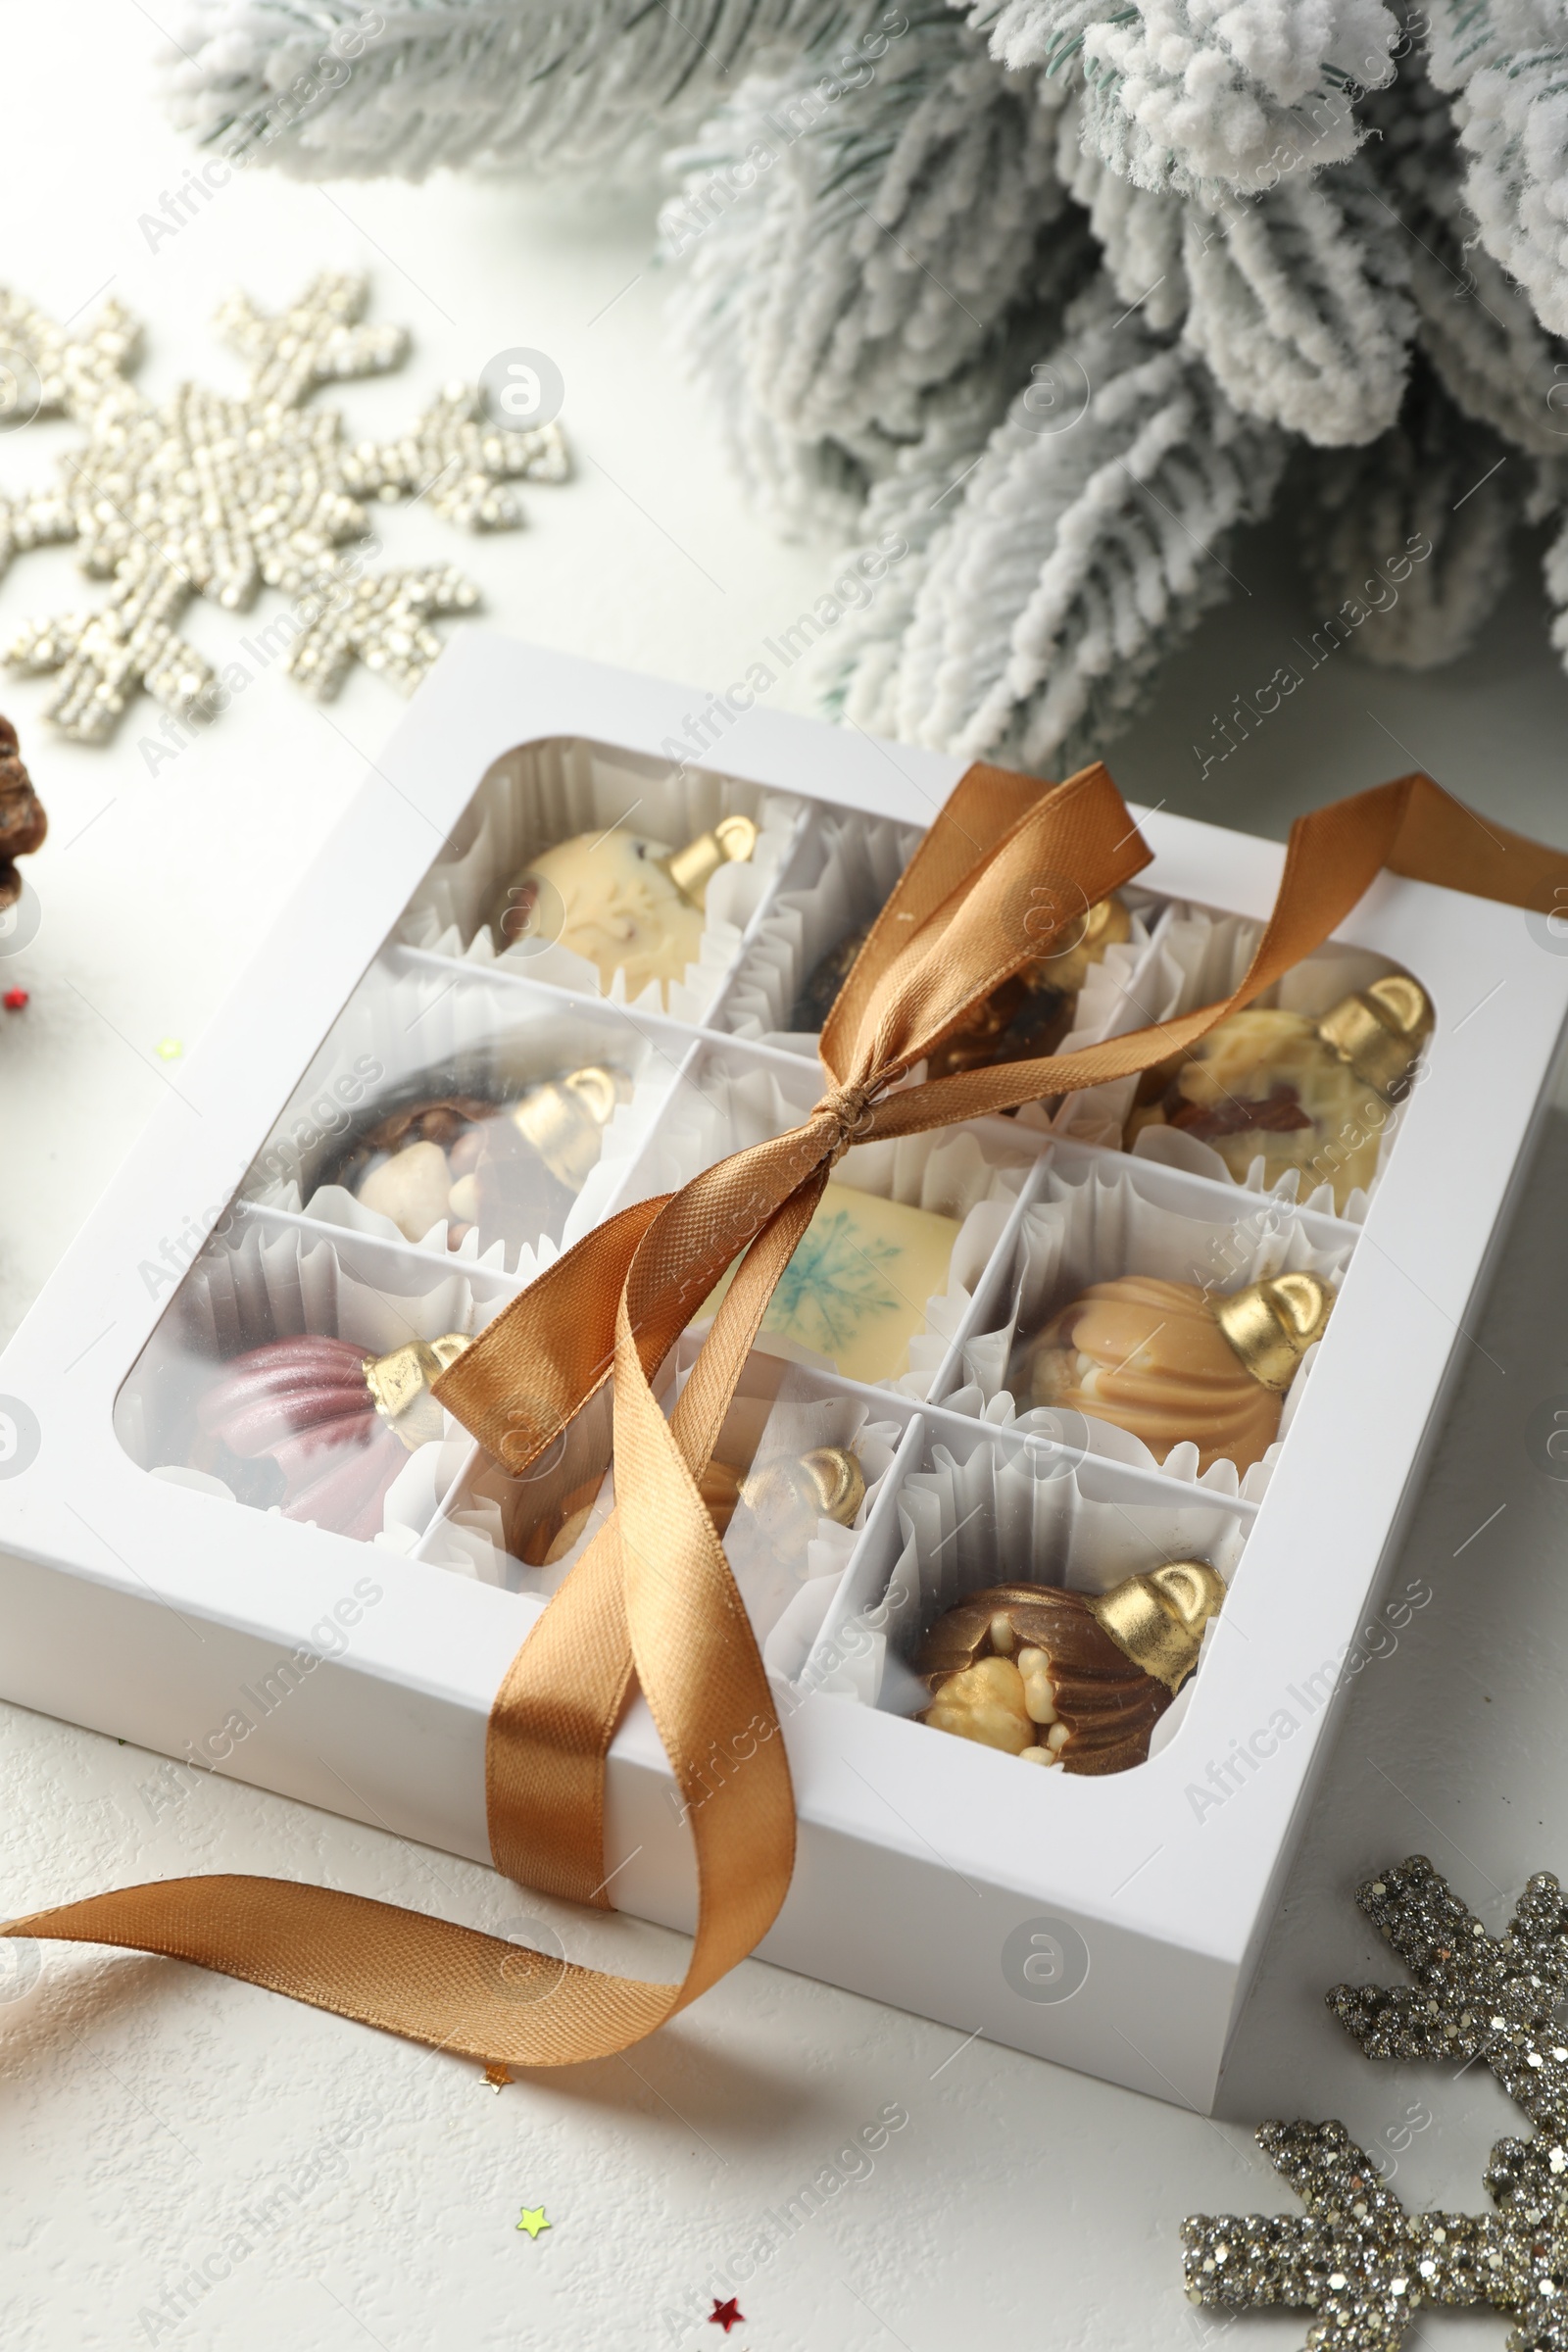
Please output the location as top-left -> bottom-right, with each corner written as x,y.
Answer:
483,2062 -> 512,2092
515,2206 -> 551,2240
156,1038 -> 183,1060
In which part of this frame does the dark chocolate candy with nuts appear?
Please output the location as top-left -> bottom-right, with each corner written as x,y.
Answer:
789,896 -> 1131,1077
1124,975 -> 1433,1212
0,713 -> 46,914
321,1067 -> 628,1250
916,1561 -> 1226,1776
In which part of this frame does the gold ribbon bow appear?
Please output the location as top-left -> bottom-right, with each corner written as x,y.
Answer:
6,761 -> 1566,2067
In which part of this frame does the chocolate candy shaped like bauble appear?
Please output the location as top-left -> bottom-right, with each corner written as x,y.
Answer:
789,896 -> 1130,1068
918,1562 -> 1226,1774
521,1444 -> 865,1570
193,1332 -> 469,1541
1015,1270 -> 1333,1475
1125,975 -> 1432,1211
329,1067 -> 628,1250
494,813 -> 760,994
0,713 -> 45,916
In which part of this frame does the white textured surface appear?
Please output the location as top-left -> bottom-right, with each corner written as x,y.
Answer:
4,8 -> 1568,2348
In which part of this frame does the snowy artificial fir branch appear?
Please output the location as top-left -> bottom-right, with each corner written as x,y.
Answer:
830,278 -> 1287,768
164,0 -> 897,179
1427,0 -> 1568,341
1180,166 -> 1413,442
158,0 -> 1568,766
662,10 -> 1086,524
1298,361 -> 1520,667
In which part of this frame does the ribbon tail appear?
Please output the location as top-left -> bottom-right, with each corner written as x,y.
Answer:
434,1194 -> 670,1471
486,1167 -> 830,1912
611,1179 -> 825,2002
3,1881 -> 683,2066
855,771 -> 1513,1136
1386,771 -> 1567,910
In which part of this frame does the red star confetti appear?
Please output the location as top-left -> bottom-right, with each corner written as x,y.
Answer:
709,2300 -> 744,2333
3,988 -> 27,1011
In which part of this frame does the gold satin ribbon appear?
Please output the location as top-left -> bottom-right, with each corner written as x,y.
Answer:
8,762 -> 1567,2067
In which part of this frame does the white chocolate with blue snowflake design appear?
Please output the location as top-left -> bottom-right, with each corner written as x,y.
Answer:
708,1183 -> 960,1386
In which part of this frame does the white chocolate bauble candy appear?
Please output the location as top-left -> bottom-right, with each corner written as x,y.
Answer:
503,830 -> 706,995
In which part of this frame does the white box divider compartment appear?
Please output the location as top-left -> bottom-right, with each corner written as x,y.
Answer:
2,631 -> 1565,2113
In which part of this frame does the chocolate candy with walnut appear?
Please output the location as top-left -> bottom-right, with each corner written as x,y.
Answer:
917,1563 -> 1226,1775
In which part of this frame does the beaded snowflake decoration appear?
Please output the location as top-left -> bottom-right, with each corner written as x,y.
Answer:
1184,1855 -> 1568,2349
0,272 -> 567,740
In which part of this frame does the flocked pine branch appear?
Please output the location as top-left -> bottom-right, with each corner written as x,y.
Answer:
1072,0 -> 1400,198
1180,164 -> 1414,444
156,0 -> 1568,767
820,295 -> 1096,724
662,4 -> 1069,524
834,275 -> 1287,767
950,0 -> 1102,78
1427,0 -> 1568,343
164,0 -> 896,180
1368,47 -> 1568,458
1298,359 -> 1520,667
1052,93 -> 1190,328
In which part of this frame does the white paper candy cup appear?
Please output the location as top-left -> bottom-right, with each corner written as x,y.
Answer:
243,955 -> 682,1276
944,1150 -> 1355,1499
116,1211 -> 493,1549
397,736 -> 803,1020
1050,895 -> 1423,1217
718,808 -> 922,1044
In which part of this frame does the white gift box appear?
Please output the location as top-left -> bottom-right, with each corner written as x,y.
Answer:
2,630 -> 1565,2113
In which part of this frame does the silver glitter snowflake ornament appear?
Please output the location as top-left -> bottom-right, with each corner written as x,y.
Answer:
1184,1855 -> 1568,2349
0,272 -> 568,741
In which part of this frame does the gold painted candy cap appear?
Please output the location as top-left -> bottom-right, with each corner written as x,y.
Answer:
1316,973 -> 1433,1098
510,1062 -> 628,1189
364,1331 -> 470,1449
1088,1561 -> 1226,1691
663,813 -> 760,905
740,1444 -> 866,1535
1213,1272 -> 1334,1394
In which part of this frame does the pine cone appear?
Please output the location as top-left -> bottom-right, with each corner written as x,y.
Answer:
0,714 -> 45,913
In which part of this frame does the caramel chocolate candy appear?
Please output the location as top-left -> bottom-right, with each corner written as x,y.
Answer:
1125,975 -> 1431,1211
329,1067 -> 628,1250
790,896 -> 1130,1061
495,815 -> 759,995
1015,1270 -> 1333,1474
917,1562 -> 1226,1775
